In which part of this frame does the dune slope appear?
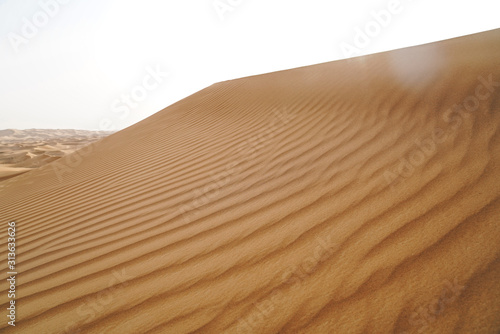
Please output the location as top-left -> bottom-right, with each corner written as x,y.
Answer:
1,29 -> 500,333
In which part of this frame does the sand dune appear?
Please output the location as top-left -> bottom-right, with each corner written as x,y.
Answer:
0,129 -> 112,181
1,29 -> 500,333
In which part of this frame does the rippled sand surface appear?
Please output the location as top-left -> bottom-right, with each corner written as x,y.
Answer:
0,30 -> 499,333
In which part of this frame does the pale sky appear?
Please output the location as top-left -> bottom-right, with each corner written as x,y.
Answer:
0,0 -> 499,131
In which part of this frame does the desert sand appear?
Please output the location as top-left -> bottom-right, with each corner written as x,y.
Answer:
0,129 -> 112,182
0,29 -> 499,333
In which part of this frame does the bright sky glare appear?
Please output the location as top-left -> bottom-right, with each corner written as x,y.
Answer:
0,0 -> 498,130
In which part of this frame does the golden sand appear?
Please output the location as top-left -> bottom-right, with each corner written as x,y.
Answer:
0,30 -> 499,333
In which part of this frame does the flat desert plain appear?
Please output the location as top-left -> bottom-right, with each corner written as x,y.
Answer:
1,29 -> 500,333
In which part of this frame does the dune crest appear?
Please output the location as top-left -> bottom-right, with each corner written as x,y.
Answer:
1,30 -> 500,333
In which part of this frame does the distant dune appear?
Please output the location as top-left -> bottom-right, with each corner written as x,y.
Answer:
1,29 -> 499,333
0,129 -> 112,181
